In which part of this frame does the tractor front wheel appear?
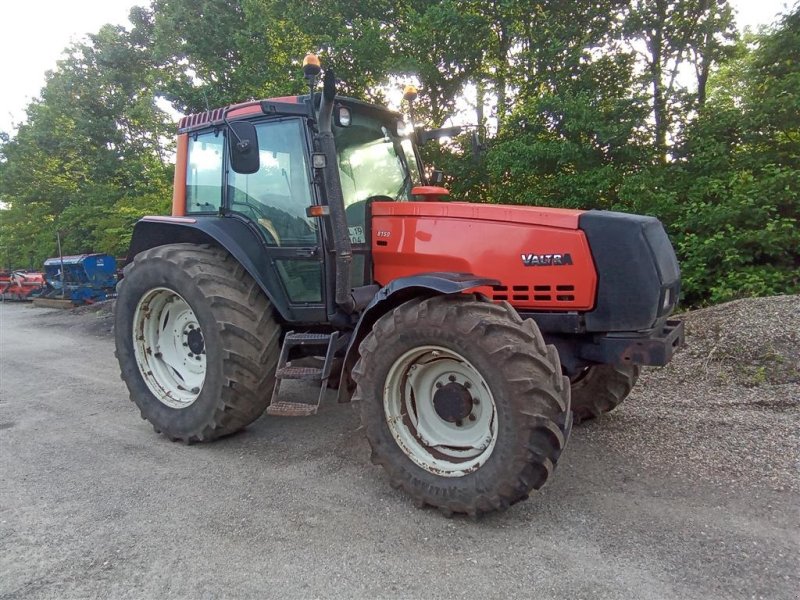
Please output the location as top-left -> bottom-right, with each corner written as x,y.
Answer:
353,295 -> 572,516
569,364 -> 640,424
115,243 -> 281,442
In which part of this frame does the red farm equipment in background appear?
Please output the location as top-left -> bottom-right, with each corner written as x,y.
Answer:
0,271 -> 46,301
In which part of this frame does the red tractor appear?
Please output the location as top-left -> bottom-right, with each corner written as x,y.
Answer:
115,55 -> 683,516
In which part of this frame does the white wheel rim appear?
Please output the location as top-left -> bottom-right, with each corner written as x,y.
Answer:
133,288 -> 206,409
383,345 -> 498,477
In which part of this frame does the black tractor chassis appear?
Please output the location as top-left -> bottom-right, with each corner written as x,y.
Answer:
535,318 -> 685,375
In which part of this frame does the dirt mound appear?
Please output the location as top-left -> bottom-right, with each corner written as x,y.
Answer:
615,295 -> 799,495
48,299 -> 116,336
69,299 -> 115,316
669,294 -> 800,387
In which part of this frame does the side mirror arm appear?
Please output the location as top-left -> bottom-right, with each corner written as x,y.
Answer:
416,125 -> 464,145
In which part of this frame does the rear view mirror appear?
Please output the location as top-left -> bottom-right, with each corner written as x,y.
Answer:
228,121 -> 259,174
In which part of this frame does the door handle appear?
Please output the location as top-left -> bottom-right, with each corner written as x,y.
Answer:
296,246 -> 320,258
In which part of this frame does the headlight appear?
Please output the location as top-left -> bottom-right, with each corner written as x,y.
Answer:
662,287 -> 672,311
336,106 -> 351,127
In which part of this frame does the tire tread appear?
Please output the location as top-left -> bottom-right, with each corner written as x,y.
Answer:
117,243 -> 280,442
352,294 -> 571,516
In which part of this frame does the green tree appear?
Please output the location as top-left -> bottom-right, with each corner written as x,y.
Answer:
0,20 -> 172,268
472,0 -> 649,208
621,7 -> 800,304
1,0 -> 795,309
624,0 -> 737,160
149,0 -> 313,113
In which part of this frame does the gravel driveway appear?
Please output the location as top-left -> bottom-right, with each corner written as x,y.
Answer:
1,301 -> 798,599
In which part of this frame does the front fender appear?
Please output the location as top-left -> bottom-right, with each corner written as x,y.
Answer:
337,271 -> 499,402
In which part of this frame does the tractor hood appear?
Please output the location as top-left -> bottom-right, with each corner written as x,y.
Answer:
373,201 -> 584,229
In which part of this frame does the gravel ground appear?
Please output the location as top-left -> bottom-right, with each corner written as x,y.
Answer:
1,298 -> 798,599
637,295 -> 800,493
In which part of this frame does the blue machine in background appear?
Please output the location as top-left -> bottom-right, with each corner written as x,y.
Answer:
43,253 -> 117,304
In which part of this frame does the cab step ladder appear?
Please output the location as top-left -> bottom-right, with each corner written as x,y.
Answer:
266,331 -> 347,417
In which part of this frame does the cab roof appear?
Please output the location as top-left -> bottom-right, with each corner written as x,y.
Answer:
177,95 -> 401,134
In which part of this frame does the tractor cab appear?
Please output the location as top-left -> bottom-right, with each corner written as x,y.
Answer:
156,89 -> 428,316
185,95 -> 423,238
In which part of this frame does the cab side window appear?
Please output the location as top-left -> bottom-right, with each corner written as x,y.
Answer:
186,131 -> 224,213
227,119 -> 316,246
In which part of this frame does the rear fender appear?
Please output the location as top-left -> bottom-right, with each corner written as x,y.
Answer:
127,216 -> 291,321
337,272 -> 499,402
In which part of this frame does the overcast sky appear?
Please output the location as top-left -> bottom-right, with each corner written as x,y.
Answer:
0,0 -> 793,134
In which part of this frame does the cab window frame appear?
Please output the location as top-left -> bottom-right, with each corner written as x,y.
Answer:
223,116 -> 322,245
223,115 -> 327,307
185,127 -> 225,215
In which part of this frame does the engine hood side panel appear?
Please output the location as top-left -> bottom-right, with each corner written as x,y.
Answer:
370,202 -> 597,311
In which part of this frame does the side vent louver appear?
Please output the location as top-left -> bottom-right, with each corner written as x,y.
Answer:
491,284 -> 576,304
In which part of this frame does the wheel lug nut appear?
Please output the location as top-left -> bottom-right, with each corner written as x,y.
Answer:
469,414 -> 476,421
183,343 -> 188,347
435,382 -> 442,389
455,420 -> 463,427
464,381 -> 471,389
473,398 -> 480,405
195,355 -> 201,361
448,375 -> 456,382
188,353 -> 194,358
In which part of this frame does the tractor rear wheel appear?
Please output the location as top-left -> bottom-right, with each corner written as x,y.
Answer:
569,364 -> 640,424
353,295 -> 572,516
115,243 -> 281,442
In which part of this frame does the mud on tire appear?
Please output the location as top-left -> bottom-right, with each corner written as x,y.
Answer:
115,243 -> 281,442
569,364 -> 640,425
352,294 -> 572,516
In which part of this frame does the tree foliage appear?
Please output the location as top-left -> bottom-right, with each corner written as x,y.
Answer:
645,9 -> 800,304
0,0 -> 797,306
0,19 -> 172,266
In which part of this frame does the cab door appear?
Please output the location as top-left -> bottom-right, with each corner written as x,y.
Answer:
225,117 -> 326,321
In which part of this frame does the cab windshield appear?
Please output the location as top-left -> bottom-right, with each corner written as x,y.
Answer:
333,110 -> 420,213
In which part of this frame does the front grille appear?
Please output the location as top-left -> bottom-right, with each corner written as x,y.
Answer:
492,284 -> 575,303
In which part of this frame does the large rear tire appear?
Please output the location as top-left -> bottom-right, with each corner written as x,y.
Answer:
569,364 -> 640,424
353,295 -> 572,516
115,244 -> 281,442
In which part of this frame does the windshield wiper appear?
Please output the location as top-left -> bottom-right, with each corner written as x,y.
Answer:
394,170 -> 411,200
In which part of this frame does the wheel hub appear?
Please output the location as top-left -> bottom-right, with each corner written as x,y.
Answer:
433,382 -> 473,423
186,327 -> 204,355
383,345 -> 498,477
132,288 -> 206,409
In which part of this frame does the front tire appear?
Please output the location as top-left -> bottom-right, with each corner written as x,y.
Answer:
353,295 -> 572,516
115,244 -> 281,442
569,364 -> 640,424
